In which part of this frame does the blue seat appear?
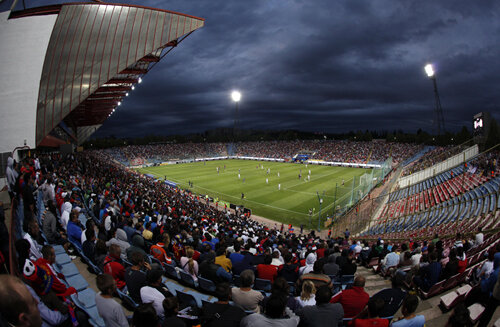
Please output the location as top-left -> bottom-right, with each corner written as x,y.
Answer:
185,290 -> 212,308
116,288 -> 139,309
177,290 -> 198,309
198,277 -> 216,294
53,245 -> 66,255
179,270 -> 198,288
65,274 -> 89,292
71,288 -> 97,309
254,278 -> 272,292
58,262 -> 79,277
81,253 -> 102,274
163,280 -> 184,296
164,263 -> 179,280
86,306 -> 105,327
55,253 -> 71,266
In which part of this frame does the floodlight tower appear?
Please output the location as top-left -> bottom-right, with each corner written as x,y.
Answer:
424,64 -> 445,136
231,91 -> 241,140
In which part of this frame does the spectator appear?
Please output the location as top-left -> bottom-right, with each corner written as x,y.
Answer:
381,246 -> 400,276
390,294 -> 425,327
180,246 -> 199,281
271,249 -> 284,267
475,251 -> 494,280
352,297 -> 389,327
150,233 -> 174,266
142,222 -> 153,240
229,242 -> 244,267
231,269 -> 264,313
162,296 -> 186,327
240,293 -> 299,327
0,274 -> 42,327
83,228 -> 97,263
36,245 -> 77,298
330,275 -> 369,318
297,285 -> 344,327
103,244 -> 127,290
127,234 -> 148,262
474,227 -> 484,247
125,251 -> 152,304
441,248 -> 458,281
23,219 -> 43,261
215,247 -> 232,273
278,253 -> 299,283
340,252 -> 357,276
66,211 -> 83,247
140,269 -> 172,319
445,303 -> 472,327
95,239 -> 108,271
323,254 -> 340,276
372,273 -> 407,318
199,252 -> 232,284
106,228 -> 130,260
42,200 -> 69,250
25,283 -> 69,327
202,282 -> 246,327
299,253 -> 316,275
295,280 -> 316,307
456,247 -> 468,273
410,248 -> 422,268
257,254 -> 279,282
413,252 -> 441,292
59,200 -> 72,231
298,260 -> 332,290
95,273 -> 128,327
133,303 -> 160,327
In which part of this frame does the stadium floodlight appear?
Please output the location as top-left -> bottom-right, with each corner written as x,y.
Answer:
126,93 -> 129,97
231,90 -> 241,102
118,101 -> 121,106
424,63 -> 445,135
231,91 -> 241,141
138,77 -> 142,84
131,86 -> 135,90
424,63 -> 435,78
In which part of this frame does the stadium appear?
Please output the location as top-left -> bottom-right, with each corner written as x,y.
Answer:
0,0 -> 499,326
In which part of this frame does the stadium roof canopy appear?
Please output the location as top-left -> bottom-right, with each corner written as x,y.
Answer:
0,1 -> 204,152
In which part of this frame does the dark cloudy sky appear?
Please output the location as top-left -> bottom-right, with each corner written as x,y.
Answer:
7,0 -> 500,137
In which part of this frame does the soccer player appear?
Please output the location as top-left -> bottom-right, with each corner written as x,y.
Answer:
278,184 -> 281,190
266,178 -> 269,184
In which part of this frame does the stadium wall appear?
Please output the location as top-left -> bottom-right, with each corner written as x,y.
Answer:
0,11 -> 57,156
398,144 -> 479,188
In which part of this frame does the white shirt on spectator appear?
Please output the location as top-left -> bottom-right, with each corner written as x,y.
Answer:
23,233 -> 42,261
140,286 -> 165,318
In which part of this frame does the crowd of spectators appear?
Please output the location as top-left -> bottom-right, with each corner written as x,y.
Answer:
102,140 -> 423,168
2,147 -> 499,327
104,143 -> 227,165
236,140 -> 422,165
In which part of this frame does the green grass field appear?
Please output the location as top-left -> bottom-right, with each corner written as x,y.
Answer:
137,160 -> 370,227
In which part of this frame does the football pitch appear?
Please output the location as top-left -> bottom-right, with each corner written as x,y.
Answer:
138,159 -> 370,227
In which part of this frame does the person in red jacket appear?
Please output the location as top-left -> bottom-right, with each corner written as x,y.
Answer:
456,247 -> 468,273
256,255 -> 278,282
103,244 -> 126,290
150,233 -> 174,266
36,245 -> 76,298
330,275 -> 369,318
